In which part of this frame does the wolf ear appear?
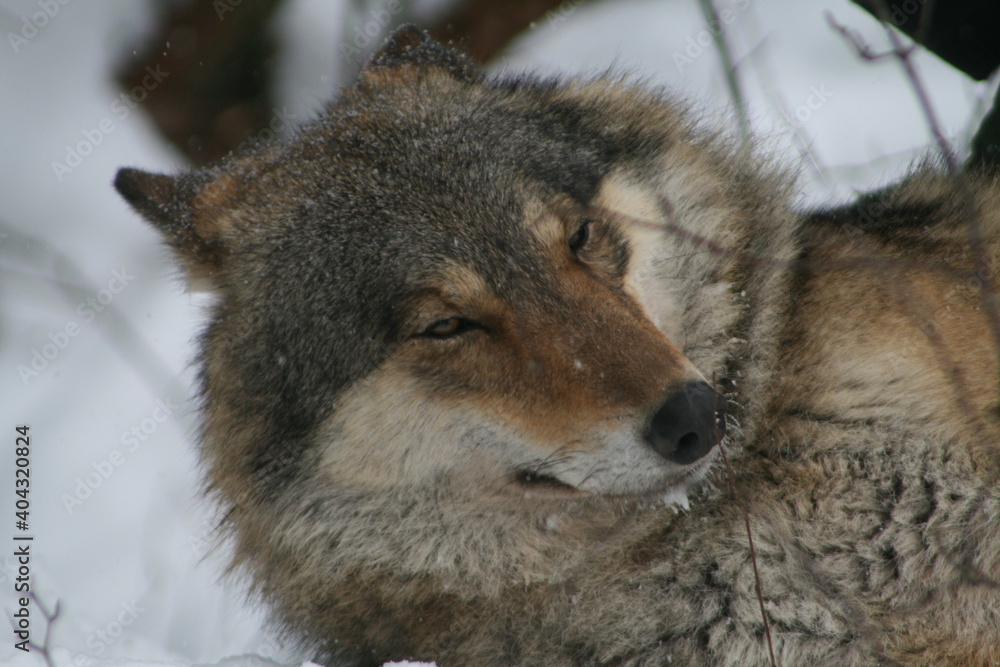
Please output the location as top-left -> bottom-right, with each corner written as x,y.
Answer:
364,24 -> 479,81
114,167 -> 233,282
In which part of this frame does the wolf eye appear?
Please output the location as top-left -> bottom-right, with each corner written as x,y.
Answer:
421,317 -> 479,339
568,219 -> 591,254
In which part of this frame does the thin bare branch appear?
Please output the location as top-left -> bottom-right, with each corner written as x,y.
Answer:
6,592 -> 59,667
698,0 -> 751,145
593,202 -> 977,283
713,373 -> 777,667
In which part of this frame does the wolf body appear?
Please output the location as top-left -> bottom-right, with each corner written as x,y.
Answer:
115,26 -> 1000,666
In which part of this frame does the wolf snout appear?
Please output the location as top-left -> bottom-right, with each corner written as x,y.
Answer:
645,381 -> 726,465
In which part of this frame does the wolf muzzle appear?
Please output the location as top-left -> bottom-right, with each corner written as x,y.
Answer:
645,381 -> 726,465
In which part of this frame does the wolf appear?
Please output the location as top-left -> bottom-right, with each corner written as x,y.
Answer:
114,25 -> 1000,667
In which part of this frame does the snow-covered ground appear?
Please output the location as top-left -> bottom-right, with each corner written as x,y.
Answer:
0,0 -> 994,665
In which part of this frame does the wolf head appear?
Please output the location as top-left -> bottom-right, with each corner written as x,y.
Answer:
115,25 -> 796,658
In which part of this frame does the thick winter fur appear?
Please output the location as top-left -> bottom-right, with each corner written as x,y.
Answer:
115,26 -> 1000,666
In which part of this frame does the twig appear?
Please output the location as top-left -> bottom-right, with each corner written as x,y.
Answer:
713,372 -> 777,667
877,265 -> 995,462
698,0 -> 751,145
824,13 -> 909,63
592,202 -> 977,284
6,591 -> 59,667
28,592 -> 59,667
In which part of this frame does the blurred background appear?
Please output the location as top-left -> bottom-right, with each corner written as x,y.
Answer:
1,0 -> 998,665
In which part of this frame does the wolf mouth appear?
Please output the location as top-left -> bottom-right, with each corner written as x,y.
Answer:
512,444 -> 720,501
513,468 -> 586,497
627,451 -> 718,501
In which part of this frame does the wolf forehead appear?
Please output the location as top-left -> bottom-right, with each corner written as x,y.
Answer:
188,67 -> 673,342
223,74 -> 643,318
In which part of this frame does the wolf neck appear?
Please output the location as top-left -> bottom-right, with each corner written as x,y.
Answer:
714,197 -> 801,450
608,150 -> 800,451
275,480 -> 627,597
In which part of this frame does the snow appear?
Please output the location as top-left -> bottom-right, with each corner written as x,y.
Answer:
662,488 -> 691,513
0,0 -> 993,666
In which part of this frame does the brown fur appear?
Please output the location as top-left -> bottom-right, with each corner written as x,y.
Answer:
114,26 -> 1000,667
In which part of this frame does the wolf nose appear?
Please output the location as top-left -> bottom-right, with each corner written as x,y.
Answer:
646,381 -> 726,465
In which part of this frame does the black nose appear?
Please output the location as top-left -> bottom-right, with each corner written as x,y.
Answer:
645,380 -> 726,465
